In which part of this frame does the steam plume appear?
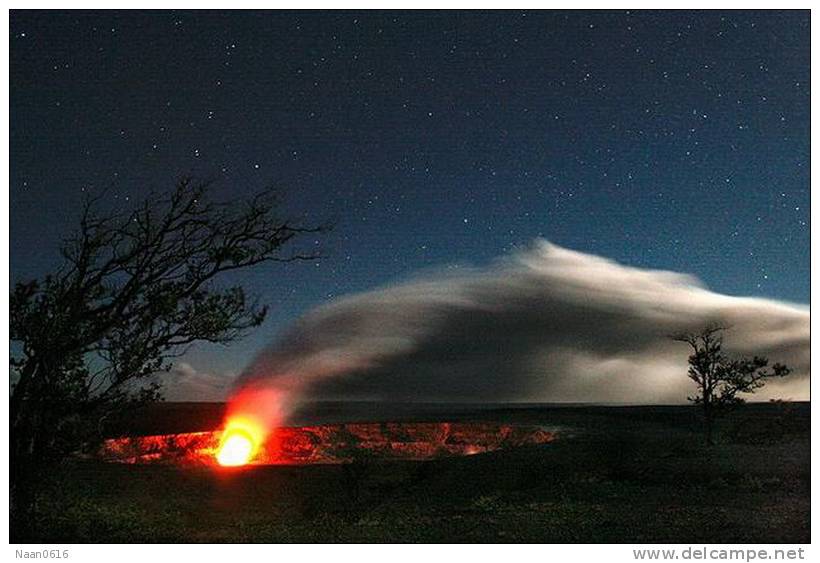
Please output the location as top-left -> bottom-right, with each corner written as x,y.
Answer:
229,241 -> 809,424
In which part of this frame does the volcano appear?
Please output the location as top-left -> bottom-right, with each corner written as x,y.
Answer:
99,422 -> 556,466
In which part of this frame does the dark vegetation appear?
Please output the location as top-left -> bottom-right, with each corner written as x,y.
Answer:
21,402 -> 809,543
672,325 -> 791,445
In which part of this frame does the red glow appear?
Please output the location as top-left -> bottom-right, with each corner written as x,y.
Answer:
215,415 -> 266,467
213,384 -> 289,467
99,422 -> 556,466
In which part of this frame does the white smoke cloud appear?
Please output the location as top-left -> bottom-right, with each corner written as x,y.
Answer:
234,240 -> 809,409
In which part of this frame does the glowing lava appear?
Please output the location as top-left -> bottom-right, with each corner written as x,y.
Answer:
215,416 -> 266,467
101,422 -> 557,466
216,430 -> 255,466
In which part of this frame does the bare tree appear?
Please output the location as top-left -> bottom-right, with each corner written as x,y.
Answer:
671,324 -> 790,445
10,177 -> 324,535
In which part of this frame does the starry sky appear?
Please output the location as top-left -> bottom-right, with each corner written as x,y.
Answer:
10,10 -> 810,381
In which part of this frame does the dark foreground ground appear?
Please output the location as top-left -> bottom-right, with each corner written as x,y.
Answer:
29,402 -> 809,543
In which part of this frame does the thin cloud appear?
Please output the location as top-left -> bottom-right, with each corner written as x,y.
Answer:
162,362 -> 236,402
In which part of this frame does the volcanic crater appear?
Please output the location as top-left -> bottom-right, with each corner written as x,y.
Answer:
100,421 -> 556,466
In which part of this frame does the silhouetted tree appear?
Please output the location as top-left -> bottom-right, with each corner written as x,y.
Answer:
671,324 -> 790,445
10,177 -> 324,537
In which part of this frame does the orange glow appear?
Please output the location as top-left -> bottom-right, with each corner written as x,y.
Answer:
215,416 -> 265,467
216,430 -> 254,466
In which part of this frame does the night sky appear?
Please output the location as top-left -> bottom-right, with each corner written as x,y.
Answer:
10,10 -> 810,381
